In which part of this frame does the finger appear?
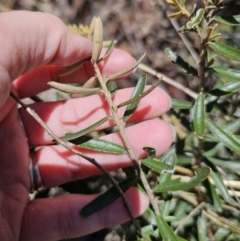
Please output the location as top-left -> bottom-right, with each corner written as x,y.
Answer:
0,10 -> 91,106
20,188 -> 149,241
14,48 -> 135,98
20,86 -> 171,146
35,119 -> 175,187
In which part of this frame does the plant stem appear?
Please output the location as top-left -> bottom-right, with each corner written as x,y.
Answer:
10,91 -> 141,237
93,62 -> 161,218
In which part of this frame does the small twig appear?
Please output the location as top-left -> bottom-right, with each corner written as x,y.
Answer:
10,91 -> 138,231
138,63 -> 198,99
174,202 -> 205,234
157,0 -> 200,65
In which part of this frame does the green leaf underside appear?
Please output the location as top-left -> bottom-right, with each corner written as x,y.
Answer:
80,176 -> 137,217
214,15 -> 240,26
209,41 -> 240,61
69,136 -> 126,154
142,158 -> 174,173
213,66 -> 240,82
154,167 -> 210,193
211,171 -> 230,202
165,48 -> 198,76
193,93 -> 205,138
209,81 -> 240,96
156,215 -> 179,241
207,156 -> 240,172
186,8 -> 204,29
171,98 -> 193,109
107,80 -> 117,96
206,119 -> 240,154
60,117 -> 108,141
123,73 -> 147,122
208,178 -> 222,212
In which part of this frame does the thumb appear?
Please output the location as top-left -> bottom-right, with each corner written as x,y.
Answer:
0,10 -> 92,107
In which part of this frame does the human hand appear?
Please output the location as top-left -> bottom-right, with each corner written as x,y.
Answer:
0,11 -> 175,241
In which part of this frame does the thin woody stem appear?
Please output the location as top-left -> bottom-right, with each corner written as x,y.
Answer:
93,62 -> 161,218
10,91 -> 138,233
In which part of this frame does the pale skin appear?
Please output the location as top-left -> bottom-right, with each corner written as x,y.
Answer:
0,11 -> 175,241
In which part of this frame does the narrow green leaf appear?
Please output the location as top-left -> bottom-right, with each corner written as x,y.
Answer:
209,41 -> 240,61
207,156 -> 240,172
211,171 -> 230,202
142,158 -> 174,173
161,145 -> 176,164
186,9 -> 204,29
108,52 -> 146,80
80,176 -> 137,217
156,215 -> 179,241
70,136 -> 126,154
123,73 -> 147,122
155,167 -> 210,193
165,48 -> 198,76
224,119 -> 240,133
101,40 -> 115,60
213,66 -> 240,82
107,80 -> 117,97
118,78 -> 162,108
207,178 -> 222,212
214,15 -> 240,26
193,92 -> 205,138
206,119 -> 240,153
161,200 -> 171,217
197,216 -> 207,241
209,80 -> 240,96
60,117 -> 108,141
171,98 -> 193,109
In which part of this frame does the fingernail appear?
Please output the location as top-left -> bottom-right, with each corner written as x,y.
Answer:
168,123 -> 176,140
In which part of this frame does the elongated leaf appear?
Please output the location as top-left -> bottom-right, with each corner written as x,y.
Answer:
168,11 -> 182,19
48,81 -> 100,94
214,15 -> 240,26
197,216 -> 207,241
206,119 -> 240,153
207,156 -> 240,172
211,171 -> 230,202
156,215 -> 179,241
80,176 -> 137,217
101,40 -> 115,60
92,17 -> 103,63
171,98 -> 193,109
70,136 -> 126,154
207,178 -> 222,212
107,80 -> 117,97
118,78 -> 162,108
155,167 -> 210,193
142,158 -> 174,173
186,9 -> 204,29
213,66 -> 240,82
123,73 -> 147,122
209,41 -> 240,61
209,80 -> 240,96
193,93 -> 205,138
165,48 -> 198,76
60,117 -> 108,141
107,52 -> 146,80
161,145 -> 176,164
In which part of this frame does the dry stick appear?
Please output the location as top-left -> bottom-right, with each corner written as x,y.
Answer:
157,0 -> 200,65
138,63 -> 198,99
10,91 -> 138,232
93,62 -> 161,217
174,202 -> 205,234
